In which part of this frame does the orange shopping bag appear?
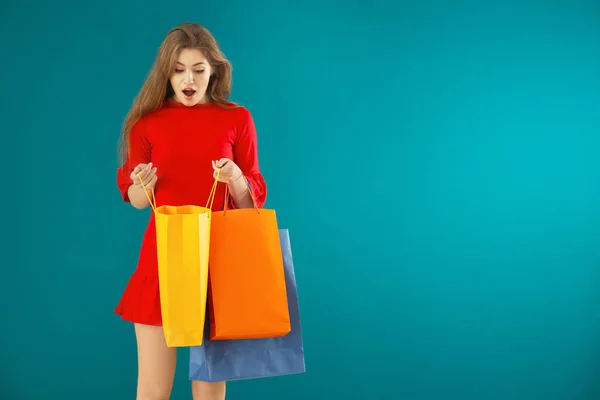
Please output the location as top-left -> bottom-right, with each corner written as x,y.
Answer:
208,184 -> 291,340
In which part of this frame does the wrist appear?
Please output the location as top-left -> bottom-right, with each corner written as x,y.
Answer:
228,167 -> 244,184
227,172 -> 248,197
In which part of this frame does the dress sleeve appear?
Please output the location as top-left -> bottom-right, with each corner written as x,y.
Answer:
116,118 -> 151,202
229,107 -> 267,209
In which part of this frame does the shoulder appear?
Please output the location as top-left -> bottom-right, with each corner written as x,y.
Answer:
215,101 -> 251,115
130,112 -> 159,138
220,103 -> 254,127
128,113 -> 150,137
131,107 -> 163,128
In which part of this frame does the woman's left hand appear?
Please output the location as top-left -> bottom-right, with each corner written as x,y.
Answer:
212,158 -> 243,183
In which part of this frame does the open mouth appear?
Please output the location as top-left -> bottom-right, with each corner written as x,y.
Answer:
182,89 -> 196,99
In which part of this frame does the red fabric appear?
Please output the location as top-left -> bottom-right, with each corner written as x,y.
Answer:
114,99 -> 267,326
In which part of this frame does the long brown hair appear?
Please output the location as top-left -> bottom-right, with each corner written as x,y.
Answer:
119,22 -> 237,164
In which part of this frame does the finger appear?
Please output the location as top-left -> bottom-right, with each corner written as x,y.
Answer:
132,163 -> 152,181
134,163 -> 150,174
214,170 -> 224,182
148,168 -> 158,183
136,170 -> 148,185
138,166 -> 156,183
137,175 -> 151,187
145,166 -> 157,176
131,170 -> 143,184
147,174 -> 158,189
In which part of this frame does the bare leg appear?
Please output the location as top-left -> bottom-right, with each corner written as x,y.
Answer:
191,381 -> 226,400
134,323 -> 177,400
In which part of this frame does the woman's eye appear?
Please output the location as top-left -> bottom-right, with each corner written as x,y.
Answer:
175,69 -> 184,73
196,70 -> 205,74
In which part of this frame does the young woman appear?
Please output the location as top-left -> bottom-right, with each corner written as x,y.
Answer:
115,22 -> 267,400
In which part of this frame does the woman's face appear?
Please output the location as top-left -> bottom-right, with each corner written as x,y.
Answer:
169,48 -> 213,106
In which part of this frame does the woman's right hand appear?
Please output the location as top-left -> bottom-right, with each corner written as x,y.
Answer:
130,162 -> 158,190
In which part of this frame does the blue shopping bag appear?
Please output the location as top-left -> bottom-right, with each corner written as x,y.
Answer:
189,229 -> 306,382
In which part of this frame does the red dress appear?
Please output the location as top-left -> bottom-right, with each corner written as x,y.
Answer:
114,98 -> 267,326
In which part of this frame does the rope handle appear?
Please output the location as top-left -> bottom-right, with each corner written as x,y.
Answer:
136,168 -> 221,212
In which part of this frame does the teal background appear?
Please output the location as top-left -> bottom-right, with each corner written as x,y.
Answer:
2,0 -> 600,399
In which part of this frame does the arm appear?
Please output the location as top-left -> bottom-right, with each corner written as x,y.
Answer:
228,108 -> 267,209
116,118 -> 153,210
227,173 -> 254,209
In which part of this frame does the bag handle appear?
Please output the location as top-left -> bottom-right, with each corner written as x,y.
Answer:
136,168 -> 221,213
223,175 -> 260,215
205,169 -> 220,210
136,172 -> 157,213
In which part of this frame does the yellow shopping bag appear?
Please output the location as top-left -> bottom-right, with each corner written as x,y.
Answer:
138,172 -> 219,347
